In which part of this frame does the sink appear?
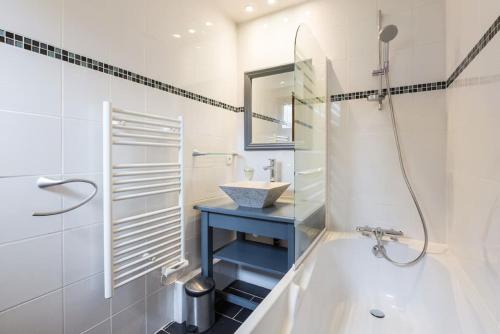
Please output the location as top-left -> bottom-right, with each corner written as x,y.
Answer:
219,181 -> 291,208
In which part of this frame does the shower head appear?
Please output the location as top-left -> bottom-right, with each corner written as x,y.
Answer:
379,25 -> 398,43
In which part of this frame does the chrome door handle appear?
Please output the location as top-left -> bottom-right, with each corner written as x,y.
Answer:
33,177 -> 98,216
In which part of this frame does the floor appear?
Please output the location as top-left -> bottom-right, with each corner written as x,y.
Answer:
156,280 -> 271,334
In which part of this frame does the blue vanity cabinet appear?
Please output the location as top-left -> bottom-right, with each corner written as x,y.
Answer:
194,199 -> 295,309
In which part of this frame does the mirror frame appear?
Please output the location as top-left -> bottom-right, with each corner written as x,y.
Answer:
244,63 -> 295,151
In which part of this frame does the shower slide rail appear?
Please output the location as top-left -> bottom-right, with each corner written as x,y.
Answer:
103,102 -> 188,299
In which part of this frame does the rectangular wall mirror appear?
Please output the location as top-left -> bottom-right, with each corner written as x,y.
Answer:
244,64 -> 295,150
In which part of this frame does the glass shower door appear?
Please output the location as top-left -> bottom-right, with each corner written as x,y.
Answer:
293,24 -> 327,261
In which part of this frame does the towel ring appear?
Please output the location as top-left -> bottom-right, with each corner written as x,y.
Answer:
33,177 -> 98,216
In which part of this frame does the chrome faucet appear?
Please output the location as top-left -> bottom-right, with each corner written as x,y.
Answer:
356,225 -> 404,258
263,159 -> 277,182
356,226 -> 403,240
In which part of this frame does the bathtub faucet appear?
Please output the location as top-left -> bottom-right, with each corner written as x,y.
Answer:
356,226 -> 403,241
356,226 -> 404,258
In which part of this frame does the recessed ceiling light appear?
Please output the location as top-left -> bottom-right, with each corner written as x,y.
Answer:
188,29 -> 196,34
245,5 -> 254,13
267,0 -> 276,4
172,34 -> 181,39
205,21 -> 213,27
283,17 -> 289,23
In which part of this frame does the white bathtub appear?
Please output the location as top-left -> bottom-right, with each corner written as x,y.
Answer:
237,232 -> 499,334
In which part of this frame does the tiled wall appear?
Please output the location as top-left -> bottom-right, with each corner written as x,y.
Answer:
238,0 -> 448,242
0,1 -> 239,333
446,0 -> 500,325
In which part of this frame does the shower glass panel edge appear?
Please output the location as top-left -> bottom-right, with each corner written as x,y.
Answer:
293,24 -> 327,263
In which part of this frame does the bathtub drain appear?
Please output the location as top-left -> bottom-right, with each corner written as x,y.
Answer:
370,309 -> 385,319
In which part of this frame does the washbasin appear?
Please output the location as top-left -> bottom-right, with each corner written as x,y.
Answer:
219,181 -> 290,208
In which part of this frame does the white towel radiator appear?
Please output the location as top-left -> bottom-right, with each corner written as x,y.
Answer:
103,101 -> 188,298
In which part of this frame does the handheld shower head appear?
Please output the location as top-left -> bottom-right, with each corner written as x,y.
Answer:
379,25 -> 398,43
378,24 -> 398,71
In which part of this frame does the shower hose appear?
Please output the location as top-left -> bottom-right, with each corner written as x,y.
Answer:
377,70 -> 429,266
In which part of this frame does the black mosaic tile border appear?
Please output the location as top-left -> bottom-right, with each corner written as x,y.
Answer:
252,112 -> 290,127
0,28 -> 240,113
295,119 -> 313,129
447,16 -> 500,87
3,15 -> 499,113
331,16 -> 500,102
331,81 -> 446,102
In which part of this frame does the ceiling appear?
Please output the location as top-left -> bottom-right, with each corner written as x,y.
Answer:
211,0 -> 310,23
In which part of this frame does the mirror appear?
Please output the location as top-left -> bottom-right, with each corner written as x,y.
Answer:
244,64 -> 295,150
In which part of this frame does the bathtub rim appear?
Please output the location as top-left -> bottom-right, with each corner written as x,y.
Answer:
236,231 -> 499,334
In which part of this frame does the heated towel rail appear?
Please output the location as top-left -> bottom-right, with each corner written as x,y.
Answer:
103,102 -> 187,298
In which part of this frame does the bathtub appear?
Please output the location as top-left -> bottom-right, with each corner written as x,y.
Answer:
237,232 -> 499,334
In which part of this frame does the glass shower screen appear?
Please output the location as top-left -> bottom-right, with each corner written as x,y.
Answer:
293,24 -> 327,261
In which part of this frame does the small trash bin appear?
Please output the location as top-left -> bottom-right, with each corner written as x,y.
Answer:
185,276 -> 215,333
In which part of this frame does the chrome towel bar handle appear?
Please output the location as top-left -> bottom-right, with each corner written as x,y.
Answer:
33,177 -> 98,216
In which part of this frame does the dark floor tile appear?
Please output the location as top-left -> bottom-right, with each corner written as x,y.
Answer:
228,280 -> 271,299
164,321 -> 187,334
251,296 -> 264,304
215,300 -> 243,318
205,314 -> 241,334
234,308 -> 253,323
224,287 -> 254,300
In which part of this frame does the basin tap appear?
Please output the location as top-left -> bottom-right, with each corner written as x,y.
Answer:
263,159 -> 277,182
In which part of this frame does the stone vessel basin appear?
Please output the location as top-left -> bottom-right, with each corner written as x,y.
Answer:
219,181 -> 291,208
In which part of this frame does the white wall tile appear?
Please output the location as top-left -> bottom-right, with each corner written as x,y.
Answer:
143,0 -> 238,104
347,14 -> 378,59
64,273 -> 110,334
106,0 -> 146,74
63,224 -> 103,285
0,234 -> 62,312
109,77 -> 147,113
447,1 -> 500,323
412,42 -> 446,84
0,44 -> 61,117
62,0 -> 110,62
0,176 -> 62,244
146,285 -> 174,334
145,87 -> 182,119
63,118 -> 102,174
83,320 -> 111,334
146,269 -> 165,297
112,300 -> 146,334
348,55 -> 380,91
480,0 -> 500,32
62,173 -> 103,230
0,111 -> 61,177
111,277 -> 146,315
0,0 -> 62,45
413,1 -> 446,46
0,290 -> 63,334
63,63 -> 110,122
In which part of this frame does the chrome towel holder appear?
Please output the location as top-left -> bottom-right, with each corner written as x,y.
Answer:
192,149 -> 237,157
33,177 -> 98,216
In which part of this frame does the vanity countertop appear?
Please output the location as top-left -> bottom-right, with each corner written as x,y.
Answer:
194,198 -> 294,224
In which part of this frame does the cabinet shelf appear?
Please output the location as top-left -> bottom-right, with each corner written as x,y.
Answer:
214,239 -> 288,275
